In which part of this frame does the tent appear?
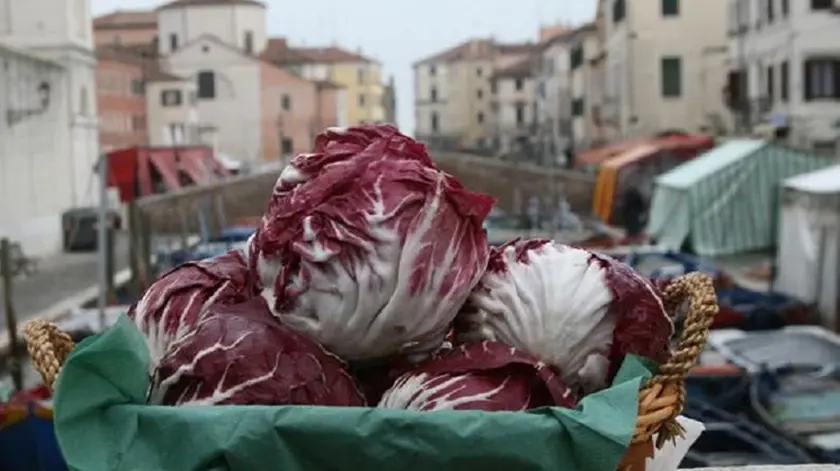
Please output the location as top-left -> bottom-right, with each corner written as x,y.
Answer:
647,139 -> 835,256
775,165 -> 840,330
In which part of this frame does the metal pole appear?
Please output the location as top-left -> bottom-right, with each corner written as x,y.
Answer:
97,153 -> 108,329
1,238 -> 22,391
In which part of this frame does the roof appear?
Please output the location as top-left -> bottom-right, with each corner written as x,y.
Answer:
93,10 -> 156,29
261,37 -> 375,65
413,39 -> 535,67
157,0 -> 265,11
576,139 -> 650,166
492,54 -> 539,79
784,165 -> 840,194
656,139 -> 767,189
146,69 -> 186,82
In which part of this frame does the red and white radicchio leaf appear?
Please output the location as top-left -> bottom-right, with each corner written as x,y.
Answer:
249,124 -> 495,361
456,239 -> 672,395
128,249 -> 255,373
149,297 -> 367,407
377,341 -> 576,411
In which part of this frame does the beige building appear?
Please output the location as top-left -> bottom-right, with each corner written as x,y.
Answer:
598,0 -> 730,139
489,54 -> 539,157
413,39 -> 534,150
569,23 -> 607,151
262,39 -> 386,127
144,71 -> 205,146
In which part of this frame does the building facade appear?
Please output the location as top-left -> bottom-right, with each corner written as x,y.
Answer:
93,10 -> 158,47
489,54 -> 539,157
569,23 -> 607,152
599,0 -> 730,139
535,31 -> 574,163
145,71 -> 203,146
0,0 -> 100,256
413,39 -> 534,150
727,0 -> 840,151
262,39 -> 382,127
96,46 -> 151,151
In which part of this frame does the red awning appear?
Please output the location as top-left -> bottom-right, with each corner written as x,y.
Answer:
148,151 -> 181,190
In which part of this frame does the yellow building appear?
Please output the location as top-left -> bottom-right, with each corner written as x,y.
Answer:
262,39 -> 388,126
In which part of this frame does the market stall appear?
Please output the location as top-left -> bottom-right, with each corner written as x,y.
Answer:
775,165 -> 840,331
647,139 -> 834,257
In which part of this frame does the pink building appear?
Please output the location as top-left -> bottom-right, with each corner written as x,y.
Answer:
260,63 -> 343,160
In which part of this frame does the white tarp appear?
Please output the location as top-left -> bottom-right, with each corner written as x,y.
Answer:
776,165 -> 840,329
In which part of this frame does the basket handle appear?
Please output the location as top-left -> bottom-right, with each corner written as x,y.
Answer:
24,319 -> 76,391
631,272 -> 718,447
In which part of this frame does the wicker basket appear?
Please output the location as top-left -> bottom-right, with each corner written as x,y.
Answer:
23,272 -> 718,471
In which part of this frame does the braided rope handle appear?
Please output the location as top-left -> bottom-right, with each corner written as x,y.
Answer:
24,319 -> 76,391
625,272 -> 717,458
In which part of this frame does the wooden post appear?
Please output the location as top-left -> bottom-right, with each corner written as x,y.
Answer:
127,201 -> 141,295
140,211 -> 153,288
105,226 -> 116,304
0,238 -> 22,391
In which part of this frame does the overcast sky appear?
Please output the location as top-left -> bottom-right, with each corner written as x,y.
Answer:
91,0 -> 596,133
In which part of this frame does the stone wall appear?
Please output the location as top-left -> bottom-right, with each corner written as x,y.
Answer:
140,153 -> 597,234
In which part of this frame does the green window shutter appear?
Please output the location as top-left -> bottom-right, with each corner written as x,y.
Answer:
661,56 -> 682,97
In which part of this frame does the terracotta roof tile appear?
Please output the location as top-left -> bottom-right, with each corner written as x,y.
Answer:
157,0 -> 265,11
93,10 -> 156,29
414,39 -> 537,67
261,37 -> 375,65
491,54 -> 539,79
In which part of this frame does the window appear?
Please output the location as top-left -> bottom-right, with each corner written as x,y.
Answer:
161,89 -> 183,107
477,111 -> 484,124
781,0 -> 789,16
131,78 -> 145,96
431,111 -> 439,132
537,81 -> 545,98
197,71 -> 216,99
476,89 -> 483,99
570,45 -> 584,69
169,33 -> 178,52
766,65 -> 774,102
358,93 -> 366,106
281,138 -> 293,155
662,0 -> 679,16
281,94 -> 291,111
812,0 -> 832,9
803,58 -> 840,100
490,81 -> 497,94
358,67 -> 365,84
429,65 -> 436,76
613,0 -> 626,22
244,31 -> 254,54
766,0 -> 774,23
430,87 -> 438,102
572,98 -> 585,116
515,103 -> 525,125
132,115 -> 146,131
514,78 -> 523,91
660,56 -> 682,97
780,60 -> 789,101
476,67 -> 483,77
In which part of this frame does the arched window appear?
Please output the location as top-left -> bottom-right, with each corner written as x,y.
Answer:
430,112 -> 439,132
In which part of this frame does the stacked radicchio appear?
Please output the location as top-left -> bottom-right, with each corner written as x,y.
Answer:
127,123 -> 672,413
455,239 -> 673,395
